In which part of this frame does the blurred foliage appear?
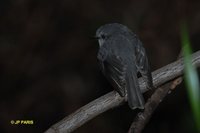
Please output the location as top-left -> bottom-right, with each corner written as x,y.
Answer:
181,22 -> 200,132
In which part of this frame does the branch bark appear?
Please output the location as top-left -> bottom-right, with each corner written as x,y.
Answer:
128,77 -> 183,133
128,50 -> 184,133
45,50 -> 200,133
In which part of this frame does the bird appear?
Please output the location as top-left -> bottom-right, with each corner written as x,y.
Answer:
95,23 -> 153,109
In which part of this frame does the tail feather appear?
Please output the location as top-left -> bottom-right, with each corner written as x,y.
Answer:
126,70 -> 145,109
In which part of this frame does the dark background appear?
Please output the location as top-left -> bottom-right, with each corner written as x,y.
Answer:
0,0 -> 200,133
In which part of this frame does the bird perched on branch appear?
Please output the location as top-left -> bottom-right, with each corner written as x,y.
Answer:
96,23 -> 153,109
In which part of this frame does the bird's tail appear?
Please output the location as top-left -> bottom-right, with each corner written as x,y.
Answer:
126,70 -> 145,109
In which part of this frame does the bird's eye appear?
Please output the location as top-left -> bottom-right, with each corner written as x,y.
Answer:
101,34 -> 106,39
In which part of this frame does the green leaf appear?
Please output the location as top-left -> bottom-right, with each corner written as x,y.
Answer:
181,21 -> 200,132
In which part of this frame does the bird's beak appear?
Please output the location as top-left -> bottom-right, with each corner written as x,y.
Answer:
89,35 -> 99,40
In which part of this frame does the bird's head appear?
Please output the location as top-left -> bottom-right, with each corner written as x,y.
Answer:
95,23 -> 131,47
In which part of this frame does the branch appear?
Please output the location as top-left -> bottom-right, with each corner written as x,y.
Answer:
45,50 -> 200,133
128,77 -> 183,133
128,50 -> 184,133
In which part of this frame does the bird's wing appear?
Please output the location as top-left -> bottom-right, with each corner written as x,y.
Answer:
97,47 -> 107,75
135,39 -> 153,89
106,36 -> 145,109
105,54 -> 127,96
104,44 -> 145,109
97,35 -> 146,109
98,48 -> 126,96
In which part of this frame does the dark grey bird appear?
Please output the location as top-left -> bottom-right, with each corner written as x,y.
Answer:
96,23 -> 153,109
